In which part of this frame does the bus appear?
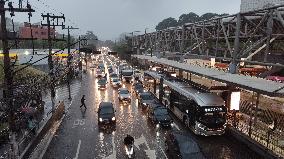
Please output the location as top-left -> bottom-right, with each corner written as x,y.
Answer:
162,78 -> 227,136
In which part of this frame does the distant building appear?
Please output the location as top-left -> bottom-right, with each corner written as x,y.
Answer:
19,22 -> 55,40
240,0 -> 284,12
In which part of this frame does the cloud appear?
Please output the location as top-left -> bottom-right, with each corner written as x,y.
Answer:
11,0 -> 241,40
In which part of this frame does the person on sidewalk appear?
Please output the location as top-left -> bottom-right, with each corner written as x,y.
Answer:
80,95 -> 87,109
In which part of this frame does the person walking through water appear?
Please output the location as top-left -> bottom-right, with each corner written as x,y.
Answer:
80,95 -> 87,109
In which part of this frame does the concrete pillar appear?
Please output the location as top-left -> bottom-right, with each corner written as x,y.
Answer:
159,78 -> 164,102
230,13 -> 241,74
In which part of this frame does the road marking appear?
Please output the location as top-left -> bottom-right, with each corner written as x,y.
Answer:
72,119 -> 86,128
172,123 -> 180,130
74,140 -> 81,159
158,144 -> 168,159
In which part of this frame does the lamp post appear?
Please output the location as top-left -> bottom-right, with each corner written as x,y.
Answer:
127,31 -> 140,74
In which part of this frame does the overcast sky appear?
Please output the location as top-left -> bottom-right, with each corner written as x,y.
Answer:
13,0 -> 241,40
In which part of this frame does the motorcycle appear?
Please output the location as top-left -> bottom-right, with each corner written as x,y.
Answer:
125,142 -> 135,158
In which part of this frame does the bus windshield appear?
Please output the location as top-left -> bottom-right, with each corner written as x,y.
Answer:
199,106 -> 226,128
122,71 -> 133,76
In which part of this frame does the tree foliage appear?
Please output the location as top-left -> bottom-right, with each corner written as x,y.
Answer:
155,17 -> 178,30
156,12 -> 229,30
178,12 -> 199,25
81,31 -> 98,50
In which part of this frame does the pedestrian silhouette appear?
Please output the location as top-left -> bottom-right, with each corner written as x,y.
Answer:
80,95 -> 87,109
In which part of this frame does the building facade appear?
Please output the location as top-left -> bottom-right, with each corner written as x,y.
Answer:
19,22 -> 55,39
240,0 -> 284,12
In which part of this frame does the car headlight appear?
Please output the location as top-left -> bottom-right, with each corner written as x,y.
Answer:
112,117 -> 116,121
99,118 -> 103,122
156,124 -> 160,128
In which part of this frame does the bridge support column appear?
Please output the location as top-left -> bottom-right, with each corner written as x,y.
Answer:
159,78 -> 164,102
230,13 -> 241,74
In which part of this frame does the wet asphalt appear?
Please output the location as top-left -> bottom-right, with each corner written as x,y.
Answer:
42,63 -> 262,159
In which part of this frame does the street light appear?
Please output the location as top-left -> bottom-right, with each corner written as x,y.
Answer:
127,31 -> 140,73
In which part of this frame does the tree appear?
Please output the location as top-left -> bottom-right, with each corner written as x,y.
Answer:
155,17 -> 178,30
200,13 -> 219,20
178,12 -> 200,25
81,31 -> 98,51
156,12 -> 229,29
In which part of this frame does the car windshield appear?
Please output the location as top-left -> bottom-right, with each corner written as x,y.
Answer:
98,79 -> 106,84
122,72 -> 133,76
154,108 -> 168,116
135,84 -> 143,89
120,89 -> 129,94
141,94 -> 154,100
112,78 -> 119,82
100,107 -> 113,114
110,74 -> 118,78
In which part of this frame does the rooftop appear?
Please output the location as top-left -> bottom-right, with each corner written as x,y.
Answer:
135,55 -> 284,97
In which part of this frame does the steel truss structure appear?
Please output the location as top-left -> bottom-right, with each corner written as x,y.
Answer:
132,5 -> 284,67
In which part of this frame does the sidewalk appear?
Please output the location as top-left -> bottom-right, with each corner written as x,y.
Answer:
0,79 -> 81,158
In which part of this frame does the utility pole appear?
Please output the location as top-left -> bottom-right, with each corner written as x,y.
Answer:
41,13 -> 65,112
0,1 -> 34,158
63,26 -> 79,100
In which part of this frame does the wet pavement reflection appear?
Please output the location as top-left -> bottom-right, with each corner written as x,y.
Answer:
43,67 -> 263,159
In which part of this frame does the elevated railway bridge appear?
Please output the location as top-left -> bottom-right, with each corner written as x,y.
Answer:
132,5 -> 284,72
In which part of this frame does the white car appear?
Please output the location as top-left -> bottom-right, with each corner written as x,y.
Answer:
111,78 -> 121,87
118,88 -> 131,102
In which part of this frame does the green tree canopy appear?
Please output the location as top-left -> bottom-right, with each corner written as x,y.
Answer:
155,17 -> 178,30
178,12 -> 200,25
156,12 -> 229,30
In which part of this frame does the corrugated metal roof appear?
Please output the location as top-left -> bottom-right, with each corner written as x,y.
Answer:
136,55 -> 284,97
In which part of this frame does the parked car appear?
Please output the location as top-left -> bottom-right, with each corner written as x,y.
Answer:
148,104 -> 173,128
98,78 -> 107,90
165,131 -> 205,159
98,102 -> 116,126
111,78 -> 121,87
118,88 -> 131,102
138,92 -> 157,109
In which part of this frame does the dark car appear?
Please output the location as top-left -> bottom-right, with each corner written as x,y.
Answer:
133,83 -> 144,95
98,78 -> 107,90
108,67 -> 114,74
165,131 -> 205,159
148,104 -> 173,127
98,102 -> 116,126
138,92 -> 157,109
